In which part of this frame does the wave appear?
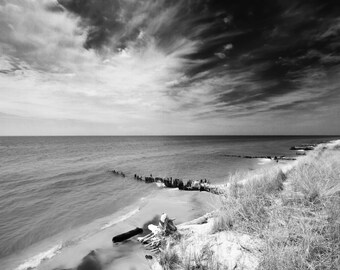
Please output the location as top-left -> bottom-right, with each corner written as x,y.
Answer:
100,208 -> 140,230
13,243 -> 62,270
11,207 -> 141,270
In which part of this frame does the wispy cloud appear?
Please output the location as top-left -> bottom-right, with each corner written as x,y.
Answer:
0,0 -> 339,135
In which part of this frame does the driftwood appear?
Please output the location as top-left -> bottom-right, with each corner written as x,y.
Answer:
112,227 -> 143,243
180,212 -> 216,226
182,216 -> 208,226
138,213 -> 177,253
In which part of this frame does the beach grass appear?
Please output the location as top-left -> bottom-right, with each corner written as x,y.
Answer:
213,144 -> 340,269
182,243 -> 224,270
156,142 -> 340,270
159,243 -> 181,270
212,167 -> 286,234
259,148 -> 340,270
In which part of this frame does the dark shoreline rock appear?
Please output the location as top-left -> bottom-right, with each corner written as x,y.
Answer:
223,154 -> 296,161
290,146 -> 314,151
111,170 -> 125,177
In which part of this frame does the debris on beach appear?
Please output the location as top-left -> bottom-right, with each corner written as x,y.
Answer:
138,213 -> 178,254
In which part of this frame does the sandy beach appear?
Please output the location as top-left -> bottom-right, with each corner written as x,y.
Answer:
35,187 -> 220,270
109,188 -> 221,270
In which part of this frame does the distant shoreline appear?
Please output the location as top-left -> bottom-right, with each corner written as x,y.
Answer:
1,135 -> 339,137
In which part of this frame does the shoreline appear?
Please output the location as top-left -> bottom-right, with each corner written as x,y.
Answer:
9,188 -> 219,270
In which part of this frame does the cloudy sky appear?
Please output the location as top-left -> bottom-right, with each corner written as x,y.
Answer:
0,0 -> 339,135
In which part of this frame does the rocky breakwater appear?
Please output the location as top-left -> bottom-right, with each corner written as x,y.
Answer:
133,174 -> 213,192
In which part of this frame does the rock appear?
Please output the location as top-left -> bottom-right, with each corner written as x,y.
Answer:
145,177 -> 155,183
75,249 -> 119,270
145,255 -> 153,260
76,251 -> 101,270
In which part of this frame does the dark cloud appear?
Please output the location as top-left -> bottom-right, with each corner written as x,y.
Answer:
54,0 -> 340,117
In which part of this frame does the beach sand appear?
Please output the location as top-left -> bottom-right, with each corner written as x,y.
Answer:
37,187 -> 220,270
16,158 -> 292,270
109,188 -> 220,270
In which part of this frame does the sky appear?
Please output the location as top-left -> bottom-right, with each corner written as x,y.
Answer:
0,0 -> 339,135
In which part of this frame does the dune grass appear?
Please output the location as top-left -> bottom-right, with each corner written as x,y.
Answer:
259,149 -> 340,270
182,245 -> 224,270
212,167 -> 286,234
213,145 -> 340,269
159,243 -> 181,270
158,242 -> 223,270
157,143 -> 340,270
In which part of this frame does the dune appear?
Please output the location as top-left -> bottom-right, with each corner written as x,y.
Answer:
149,140 -> 340,270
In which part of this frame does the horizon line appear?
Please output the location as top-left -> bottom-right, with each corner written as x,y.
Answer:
1,135 -> 339,137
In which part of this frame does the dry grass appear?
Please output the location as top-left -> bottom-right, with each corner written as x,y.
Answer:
159,243 -> 181,270
182,244 -> 225,270
213,145 -> 340,270
259,149 -> 340,270
289,152 -> 340,202
158,143 -> 340,270
158,241 -> 224,270
212,167 -> 286,234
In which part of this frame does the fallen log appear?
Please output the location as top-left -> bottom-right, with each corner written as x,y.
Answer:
112,227 -> 143,243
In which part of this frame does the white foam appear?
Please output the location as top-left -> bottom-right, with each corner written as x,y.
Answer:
14,243 -> 62,270
155,182 -> 165,188
100,208 -> 140,230
257,158 -> 272,165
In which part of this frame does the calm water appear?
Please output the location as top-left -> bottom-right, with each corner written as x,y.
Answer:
0,136 -> 337,269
